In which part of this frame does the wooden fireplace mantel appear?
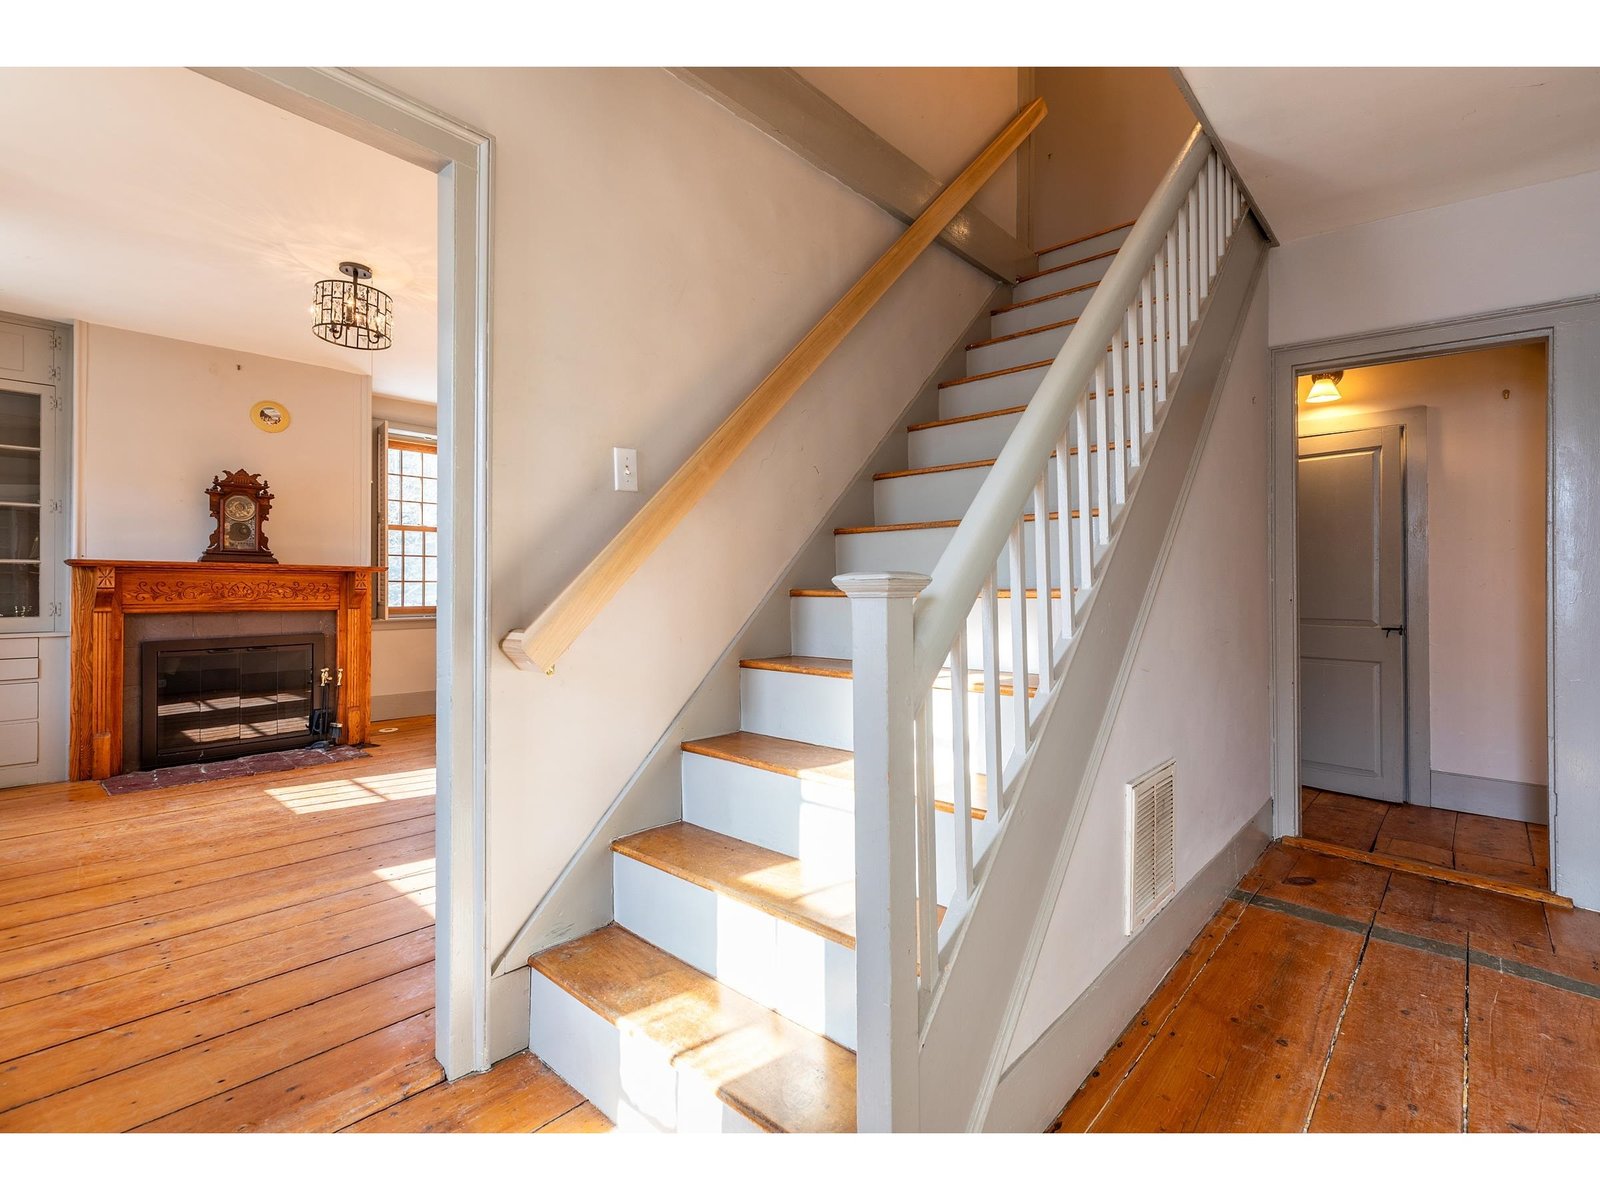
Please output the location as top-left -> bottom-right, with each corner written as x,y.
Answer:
67,559 -> 379,781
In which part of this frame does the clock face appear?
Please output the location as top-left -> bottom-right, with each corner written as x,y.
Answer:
223,494 -> 257,548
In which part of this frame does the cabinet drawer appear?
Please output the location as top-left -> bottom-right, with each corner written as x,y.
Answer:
0,682 -> 38,723
0,638 -> 39,660
0,658 -> 37,682
0,721 -> 37,767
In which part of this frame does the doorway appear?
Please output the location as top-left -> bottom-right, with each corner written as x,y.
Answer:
1284,340 -> 1553,891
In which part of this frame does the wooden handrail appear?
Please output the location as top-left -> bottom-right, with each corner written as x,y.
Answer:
501,97 -> 1048,673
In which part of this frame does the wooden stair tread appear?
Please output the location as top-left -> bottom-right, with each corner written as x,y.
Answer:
1014,246 -> 1117,285
990,278 -> 1099,316
967,316 -> 1079,350
873,442 -> 1126,480
789,585 -> 1068,599
739,655 -> 852,679
1034,219 -> 1135,258
939,359 -> 1052,389
681,731 -> 989,818
836,509 -> 1087,535
528,924 -> 856,1133
910,394 -> 1138,432
612,822 -> 857,947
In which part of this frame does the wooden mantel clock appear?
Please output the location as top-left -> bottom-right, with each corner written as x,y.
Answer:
201,469 -> 278,563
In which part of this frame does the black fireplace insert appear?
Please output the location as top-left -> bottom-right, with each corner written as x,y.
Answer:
140,633 -> 331,769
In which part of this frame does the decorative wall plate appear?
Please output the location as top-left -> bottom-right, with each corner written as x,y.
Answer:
251,400 -> 291,432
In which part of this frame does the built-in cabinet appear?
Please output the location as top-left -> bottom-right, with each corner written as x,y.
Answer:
0,313 -> 71,786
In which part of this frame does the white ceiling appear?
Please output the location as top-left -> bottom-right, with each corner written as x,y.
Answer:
1181,67 -> 1600,243
0,68 -> 437,400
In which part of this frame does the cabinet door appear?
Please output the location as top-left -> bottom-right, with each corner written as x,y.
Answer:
0,378 -> 59,634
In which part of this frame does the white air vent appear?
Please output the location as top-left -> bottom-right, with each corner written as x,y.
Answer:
1126,759 -> 1177,934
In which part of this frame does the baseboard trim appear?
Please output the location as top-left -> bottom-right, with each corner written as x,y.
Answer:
1431,769 -> 1548,824
985,799 -> 1271,1132
372,690 -> 436,721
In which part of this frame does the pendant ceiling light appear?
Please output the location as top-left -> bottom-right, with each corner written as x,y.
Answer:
1305,370 -> 1344,404
311,261 -> 393,350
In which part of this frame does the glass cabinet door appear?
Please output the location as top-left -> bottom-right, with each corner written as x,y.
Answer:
0,389 -> 43,621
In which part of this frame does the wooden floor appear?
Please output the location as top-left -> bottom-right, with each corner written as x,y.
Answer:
1301,787 -> 1550,891
1054,841 -> 1600,1132
0,717 -> 608,1134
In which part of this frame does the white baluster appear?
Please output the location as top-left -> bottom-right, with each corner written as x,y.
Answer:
913,699 -> 938,1005
948,628 -> 974,899
1030,474 -> 1053,695
1006,524 -> 1029,769
1139,273 -> 1156,433
1162,227 -> 1177,389
1197,164 -> 1210,303
834,570 -> 927,1132
1125,302 -> 1142,472
1176,205 -> 1190,347
1109,330 -> 1127,505
980,573 -> 1003,817
1092,364 -> 1110,546
1053,436 -> 1075,642
1072,397 -> 1092,597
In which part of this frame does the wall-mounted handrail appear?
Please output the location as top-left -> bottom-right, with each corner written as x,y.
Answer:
500,97 -> 1048,674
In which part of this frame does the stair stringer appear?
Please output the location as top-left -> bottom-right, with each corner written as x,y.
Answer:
491,284 -> 1007,980
914,222 -> 1269,1132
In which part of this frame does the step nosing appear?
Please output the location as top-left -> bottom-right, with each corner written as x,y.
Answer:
990,278 -> 1100,315
939,359 -> 1053,389
1015,246 -> 1117,284
1033,219 -> 1136,258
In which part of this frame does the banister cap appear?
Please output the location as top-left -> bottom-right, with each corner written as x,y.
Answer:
832,572 -> 931,600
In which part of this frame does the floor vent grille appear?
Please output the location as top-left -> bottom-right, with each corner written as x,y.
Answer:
1127,759 -> 1177,933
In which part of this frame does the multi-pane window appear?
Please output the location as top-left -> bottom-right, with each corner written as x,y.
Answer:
384,433 -> 438,615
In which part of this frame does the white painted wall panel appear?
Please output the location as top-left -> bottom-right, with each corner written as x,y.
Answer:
1269,168 -> 1600,348
1007,284 -> 1271,1062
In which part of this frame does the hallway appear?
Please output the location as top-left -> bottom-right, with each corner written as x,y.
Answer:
1054,842 -> 1600,1132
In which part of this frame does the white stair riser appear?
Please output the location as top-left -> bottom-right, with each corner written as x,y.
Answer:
874,462 -> 1067,525
908,410 -> 1023,467
836,522 -> 1065,589
1012,253 -> 1114,303
790,594 -> 852,659
965,321 -> 1073,376
936,365 -> 1048,421
681,751 -> 855,877
680,750 -> 993,907
1036,226 -> 1131,272
991,286 -> 1096,339
614,853 -> 858,1051
528,970 -> 762,1133
741,666 -> 853,750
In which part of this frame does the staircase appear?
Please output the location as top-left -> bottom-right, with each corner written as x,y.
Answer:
525,221 -> 1140,1133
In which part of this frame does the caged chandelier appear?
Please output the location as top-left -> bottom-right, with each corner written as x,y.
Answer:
311,261 -> 393,350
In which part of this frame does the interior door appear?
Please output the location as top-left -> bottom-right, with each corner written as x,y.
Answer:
1297,425 -> 1406,803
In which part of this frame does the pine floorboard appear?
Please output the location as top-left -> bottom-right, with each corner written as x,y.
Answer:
0,718 -> 605,1133
1055,842 -> 1600,1133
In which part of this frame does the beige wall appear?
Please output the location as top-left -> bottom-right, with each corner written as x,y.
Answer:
76,323 -> 369,563
796,67 -> 1021,237
1028,68 -> 1196,251
1298,343 -> 1548,787
361,69 -> 998,992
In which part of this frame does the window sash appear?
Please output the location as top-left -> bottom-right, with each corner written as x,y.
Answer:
381,429 -> 439,617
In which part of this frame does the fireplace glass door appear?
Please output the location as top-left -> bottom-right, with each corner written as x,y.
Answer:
142,634 -> 328,768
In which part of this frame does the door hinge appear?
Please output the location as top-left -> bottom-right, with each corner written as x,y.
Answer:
48,394 -> 61,409
48,602 -> 62,619
48,366 -> 60,381
49,333 -> 62,351
48,499 -> 62,513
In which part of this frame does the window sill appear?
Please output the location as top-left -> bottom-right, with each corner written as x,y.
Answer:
374,615 -> 437,630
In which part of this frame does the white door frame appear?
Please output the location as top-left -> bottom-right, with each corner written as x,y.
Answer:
196,67 -> 493,1077
1269,295 -> 1600,908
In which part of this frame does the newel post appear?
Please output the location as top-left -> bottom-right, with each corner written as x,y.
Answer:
835,570 -> 928,1133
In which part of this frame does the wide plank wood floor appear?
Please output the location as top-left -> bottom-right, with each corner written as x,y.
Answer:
0,717 -> 609,1134
1053,842 -> 1600,1132
1301,787 -> 1551,891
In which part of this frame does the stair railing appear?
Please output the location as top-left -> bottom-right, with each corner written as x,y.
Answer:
838,125 -> 1250,1129
500,98 -> 1047,675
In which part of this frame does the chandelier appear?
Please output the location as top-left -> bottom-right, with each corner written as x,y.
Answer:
311,261 -> 393,350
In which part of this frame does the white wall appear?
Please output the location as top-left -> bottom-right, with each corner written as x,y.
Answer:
1298,344 -> 1548,788
1008,283 -> 1271,1061
360,69 -> 999,981
76,323 -> 369,563
1269,167 -> 1600,348
796,68 -> 1020,237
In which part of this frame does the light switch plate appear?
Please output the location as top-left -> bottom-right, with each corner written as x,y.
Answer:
613,447 -> 638,492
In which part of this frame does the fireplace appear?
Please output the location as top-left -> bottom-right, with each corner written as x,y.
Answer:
140,633 -> 332,769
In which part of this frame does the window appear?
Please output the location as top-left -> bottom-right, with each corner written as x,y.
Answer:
382,432 -> 438,615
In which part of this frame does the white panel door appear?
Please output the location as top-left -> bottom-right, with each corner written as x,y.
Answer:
1297,426 -> 1406,802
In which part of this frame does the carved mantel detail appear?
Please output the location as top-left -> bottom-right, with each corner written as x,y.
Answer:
67,560 -> 379,782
